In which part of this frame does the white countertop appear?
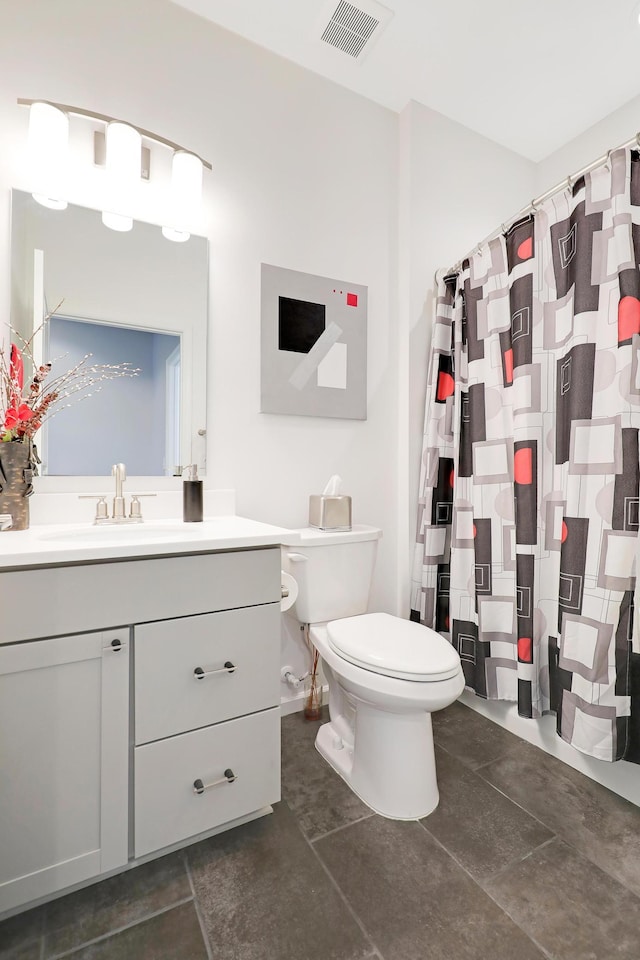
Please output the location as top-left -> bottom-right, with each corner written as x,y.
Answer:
0,516 -> 296,569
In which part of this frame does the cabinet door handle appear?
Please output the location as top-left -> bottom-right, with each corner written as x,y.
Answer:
193,661 -> 236,679
111,638 -> 123,652
193,769 -> 237,794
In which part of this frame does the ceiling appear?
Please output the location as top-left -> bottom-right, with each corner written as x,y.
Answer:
169,0 -> 640,161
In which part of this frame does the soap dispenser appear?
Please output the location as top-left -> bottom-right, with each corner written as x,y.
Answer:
183,464 -> 203,522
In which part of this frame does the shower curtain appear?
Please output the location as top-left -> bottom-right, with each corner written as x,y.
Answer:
411,146 -> 640,763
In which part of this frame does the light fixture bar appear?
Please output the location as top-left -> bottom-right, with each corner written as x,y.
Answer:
17,98 -> 212,171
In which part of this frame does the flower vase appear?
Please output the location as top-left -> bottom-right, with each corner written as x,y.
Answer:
0,440 -> 37,531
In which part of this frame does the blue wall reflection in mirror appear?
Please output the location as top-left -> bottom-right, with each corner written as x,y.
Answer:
45,315 -> 181,476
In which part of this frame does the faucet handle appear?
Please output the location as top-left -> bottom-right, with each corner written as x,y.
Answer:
78,495 -> 109,521
128,493 -> 156,519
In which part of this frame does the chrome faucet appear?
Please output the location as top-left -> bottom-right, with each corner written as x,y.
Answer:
112,462 -> 126,520
79,463 -> 156,523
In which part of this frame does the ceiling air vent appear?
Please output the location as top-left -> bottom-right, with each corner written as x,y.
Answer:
319,0 -> 393,60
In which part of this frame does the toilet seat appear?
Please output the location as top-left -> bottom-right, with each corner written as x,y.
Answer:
326,612 -> 461,682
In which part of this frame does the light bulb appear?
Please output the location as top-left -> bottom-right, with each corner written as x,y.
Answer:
162,149 -> 203,242
28,101 -> 69,210
102,211 -> 133,232
101,121 -> 140,232
162,226 -> 190,242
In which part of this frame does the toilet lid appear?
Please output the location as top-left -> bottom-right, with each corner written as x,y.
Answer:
326,612 -> 462,682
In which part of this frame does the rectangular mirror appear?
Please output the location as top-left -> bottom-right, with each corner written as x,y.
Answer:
9,190 -> 208,477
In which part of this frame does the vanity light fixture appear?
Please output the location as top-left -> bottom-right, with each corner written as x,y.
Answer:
162,149 -> 204,243
18,98 -> 211,241
27,101 -> 69,210
102,121 -> 142,233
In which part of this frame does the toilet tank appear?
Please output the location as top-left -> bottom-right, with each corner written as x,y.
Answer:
281,525 -> 382,624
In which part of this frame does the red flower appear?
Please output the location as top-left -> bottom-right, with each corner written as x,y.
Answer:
5,403 -> 34,430
9,345 -> 24,406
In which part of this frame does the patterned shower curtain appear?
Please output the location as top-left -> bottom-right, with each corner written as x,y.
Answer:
411,146 -> 640,763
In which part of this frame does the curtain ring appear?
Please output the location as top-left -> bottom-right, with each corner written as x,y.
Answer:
566,174 -> 573,191
605,149 -> 613,171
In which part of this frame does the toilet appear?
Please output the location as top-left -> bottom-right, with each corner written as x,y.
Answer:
281,525 -> 465,820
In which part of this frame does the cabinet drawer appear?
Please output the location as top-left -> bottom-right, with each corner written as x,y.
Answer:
0,547 -> 280,643
134,708 -> 280,857
134,604 -> 280,744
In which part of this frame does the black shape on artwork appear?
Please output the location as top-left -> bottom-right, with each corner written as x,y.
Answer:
278,296 -> 326,353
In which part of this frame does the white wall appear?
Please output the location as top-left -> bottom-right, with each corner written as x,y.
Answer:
536,92 -> 640,194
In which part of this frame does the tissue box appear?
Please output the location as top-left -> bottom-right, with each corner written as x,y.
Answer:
309,494 -> 352,531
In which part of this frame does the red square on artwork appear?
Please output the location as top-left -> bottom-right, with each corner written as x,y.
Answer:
346,292 -> 358,307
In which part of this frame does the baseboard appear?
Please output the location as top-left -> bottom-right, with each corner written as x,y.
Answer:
280,685 -> 328,717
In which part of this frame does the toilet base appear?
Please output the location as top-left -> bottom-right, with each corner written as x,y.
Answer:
315,709 -> 440,820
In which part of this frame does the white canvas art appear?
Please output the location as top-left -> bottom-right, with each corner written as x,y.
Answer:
260,264 -> 367,419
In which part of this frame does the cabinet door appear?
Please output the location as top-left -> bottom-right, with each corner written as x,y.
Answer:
0,630 -> 129,914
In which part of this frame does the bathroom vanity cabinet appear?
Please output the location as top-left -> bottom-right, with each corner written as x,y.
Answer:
0,542 -> 282,916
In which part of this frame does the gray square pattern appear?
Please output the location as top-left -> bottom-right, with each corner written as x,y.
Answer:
1,704 -> 639,960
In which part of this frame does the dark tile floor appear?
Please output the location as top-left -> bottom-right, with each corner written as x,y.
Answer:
2,700 -> 639,960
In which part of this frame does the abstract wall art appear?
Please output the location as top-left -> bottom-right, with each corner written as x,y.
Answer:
260,263 -> 367,419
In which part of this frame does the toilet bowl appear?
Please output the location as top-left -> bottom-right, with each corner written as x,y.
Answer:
281,527 -> 464,820
311,614 -> 464,819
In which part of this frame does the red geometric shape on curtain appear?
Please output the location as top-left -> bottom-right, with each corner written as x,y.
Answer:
514,447 -> 533,484
517,237 -> 533,260
503,348 -> 514,385
618,296 -> 640,344
436,371 -> 455,401
518,637 -> 533,662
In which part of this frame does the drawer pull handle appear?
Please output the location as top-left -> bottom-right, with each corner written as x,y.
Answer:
111,638 -> 122,652
193,769 -> 237,794
193,661 -> 237,680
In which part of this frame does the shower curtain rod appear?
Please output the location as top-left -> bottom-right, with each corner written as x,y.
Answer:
443,128 -> 640,278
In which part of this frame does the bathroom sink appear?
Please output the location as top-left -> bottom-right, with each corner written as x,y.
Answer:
38,523 -> 195,544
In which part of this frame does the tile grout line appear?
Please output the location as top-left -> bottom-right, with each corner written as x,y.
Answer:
471,764 -> 640,902
43,896 -> 195,960
308,810 -> 376,845
433,735 -> 522,772
418,815 -> 557,890
416,819 -> 555,960
296,818 -> 385,960
439,728 -> 640,907
39,910 -> 46,960
478,835 -> 559,886
434,737 -> 565,849
183,849 -> 214,960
